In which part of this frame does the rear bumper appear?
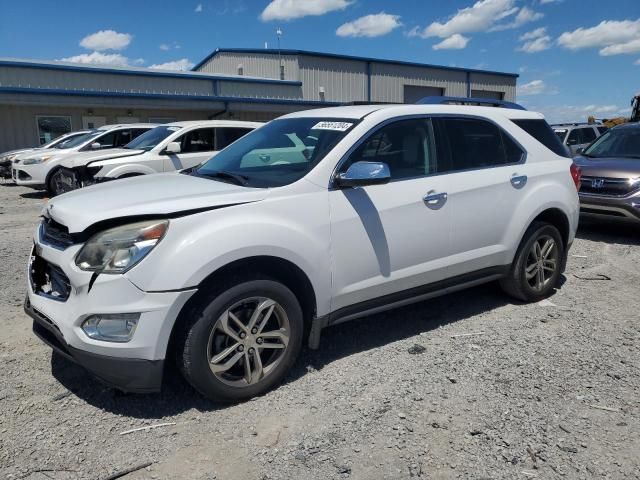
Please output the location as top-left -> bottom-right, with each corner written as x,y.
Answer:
579,194 -> 640,222
26,297 -> 164,393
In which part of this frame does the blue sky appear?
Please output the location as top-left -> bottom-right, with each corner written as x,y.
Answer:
0,0 -> 639,123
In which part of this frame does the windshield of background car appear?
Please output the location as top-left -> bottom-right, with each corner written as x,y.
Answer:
125,125 -> 181,151
55,130 -> 102,149
583,127 -> 640,159
195,118 -> 359,187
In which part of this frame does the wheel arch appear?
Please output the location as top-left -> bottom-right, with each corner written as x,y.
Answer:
530,207 -> 570,249
166,255 -> 318,359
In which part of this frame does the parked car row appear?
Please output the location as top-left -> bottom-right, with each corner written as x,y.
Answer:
552,122 -> 608,156
3,120 -> 261,196
6,98 -> 638,403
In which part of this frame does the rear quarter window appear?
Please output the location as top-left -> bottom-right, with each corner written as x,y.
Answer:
512,119 -> 570,158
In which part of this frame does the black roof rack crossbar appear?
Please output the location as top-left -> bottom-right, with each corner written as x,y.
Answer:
417,95 -> 526,110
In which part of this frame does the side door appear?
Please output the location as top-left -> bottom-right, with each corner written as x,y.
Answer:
164,127 -> 216,171
329,117 -> 453,312
432,116 -> 527,277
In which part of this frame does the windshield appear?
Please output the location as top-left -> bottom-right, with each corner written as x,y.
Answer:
125,125 -> 181,151
55,130 -> 102,149
42,132 -> 80,149
583,127 -> 640,159
554,130 -> 567,143
194,117 -> 358,187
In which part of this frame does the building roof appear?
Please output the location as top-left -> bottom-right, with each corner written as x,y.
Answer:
0,58 -> 302,86
193,48 -> 519,79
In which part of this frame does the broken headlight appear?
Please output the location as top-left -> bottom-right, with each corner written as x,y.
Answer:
75,220 -> 168,273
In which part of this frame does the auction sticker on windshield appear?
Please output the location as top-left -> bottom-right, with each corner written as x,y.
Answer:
312,121 -> 353,131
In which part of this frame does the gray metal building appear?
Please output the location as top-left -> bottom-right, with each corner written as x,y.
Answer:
0,48 -> 518,151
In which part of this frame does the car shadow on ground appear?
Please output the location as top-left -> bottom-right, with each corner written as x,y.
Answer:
50,282 -> 513,418
19,190 -> 48,200
576,219 -> 640,246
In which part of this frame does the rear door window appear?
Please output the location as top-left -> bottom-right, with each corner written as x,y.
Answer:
215,127 -> 254,150
513,119 -> 570,157
435,117 -> 524,171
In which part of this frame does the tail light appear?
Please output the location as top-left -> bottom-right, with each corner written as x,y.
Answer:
570,163 -> 581,190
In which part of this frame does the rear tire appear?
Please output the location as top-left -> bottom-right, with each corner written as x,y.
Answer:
500,221 -> 565,302
177,276 -> 303,403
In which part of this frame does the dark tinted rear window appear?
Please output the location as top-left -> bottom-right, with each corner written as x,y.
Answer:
512,119 -> 569,158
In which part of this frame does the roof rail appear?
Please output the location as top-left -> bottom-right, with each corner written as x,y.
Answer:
417,96 -> 526,110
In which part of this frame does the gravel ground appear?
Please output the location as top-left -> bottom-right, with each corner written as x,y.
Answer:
0,181 -> 639,480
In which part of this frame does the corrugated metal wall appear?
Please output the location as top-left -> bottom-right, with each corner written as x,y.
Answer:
0,66 -> 213,96
469,73 -> 516,101
217,81 -> 302,100
0,103 -> 211,151
298,55 -> 367,102
198,52 -> 299,81
371,63 -> 467,102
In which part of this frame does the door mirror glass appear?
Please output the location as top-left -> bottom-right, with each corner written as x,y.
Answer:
90,142 -> 102,150
335,161 -> 391,188
164,141 -> 181,154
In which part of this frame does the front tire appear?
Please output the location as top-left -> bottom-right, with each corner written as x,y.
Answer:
47,168 -> 76,197
178,278 -> 303,402
500,222 -> 565,302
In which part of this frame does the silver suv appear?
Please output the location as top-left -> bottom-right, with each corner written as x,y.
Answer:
552,123 -> 607,156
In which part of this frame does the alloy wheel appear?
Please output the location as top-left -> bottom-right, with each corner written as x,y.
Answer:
525,235 -> 558,292
206,296 -> 290,387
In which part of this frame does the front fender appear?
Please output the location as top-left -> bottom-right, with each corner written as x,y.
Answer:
125,190 -> 332,316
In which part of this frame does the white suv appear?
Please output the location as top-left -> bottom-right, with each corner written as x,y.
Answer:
25,104 -> 580,402
12,124 -> 156,194
52,120 -> 262,194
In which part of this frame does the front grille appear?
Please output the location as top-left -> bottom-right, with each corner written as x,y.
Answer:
580,207 -> 627,217
29,250 -> 72,301
580,176 -> 640,197
41,217 -> 74,249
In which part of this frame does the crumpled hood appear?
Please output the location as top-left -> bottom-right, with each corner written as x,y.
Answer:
574,155 -> 640,178
59,148 -> 144,169
46,172 -> 270,232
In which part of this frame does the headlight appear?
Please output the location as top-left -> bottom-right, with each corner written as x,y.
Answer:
75,220 -> 168,273
22,155 -> 53,165
81,313 -> 140,342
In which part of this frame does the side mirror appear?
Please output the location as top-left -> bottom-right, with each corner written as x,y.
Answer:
335,161 -> 391,188
576,147 -> 585,155
164,142 -> 181,154
90,142 -> 102,150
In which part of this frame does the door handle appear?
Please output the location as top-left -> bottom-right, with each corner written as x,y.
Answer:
423,190 -> 448,210
510,174 -> 527,189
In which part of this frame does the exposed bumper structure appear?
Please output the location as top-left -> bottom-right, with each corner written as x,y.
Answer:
26,226 -> 197,392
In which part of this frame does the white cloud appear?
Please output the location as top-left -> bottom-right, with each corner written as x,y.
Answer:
149,58 -> 195,71
517,79 -> 556,95
635,59 -> 640,65
557,19 -> 640,56
336,12 -> 401,38
520,27 -> 546,41
414,0 -> 517,38
519,34 -> 552,53
79,30 -> 132,51
490,7 -> 543,32
538,0 -> 560,4
600,38 -> 640,56
159,44 -> 170,51
195,3 -> 203,12
433,34 -> 470,50
159,42 -> 181,51
261,0 -> 351,21
60,51 -> 132,67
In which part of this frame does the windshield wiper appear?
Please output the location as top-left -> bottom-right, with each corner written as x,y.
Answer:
196,170 -> 249,186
